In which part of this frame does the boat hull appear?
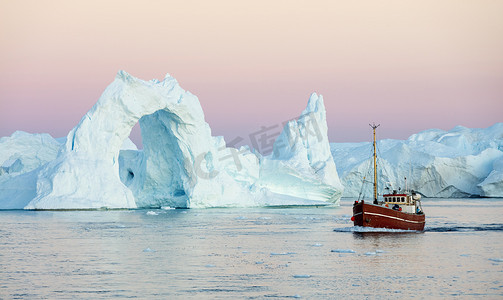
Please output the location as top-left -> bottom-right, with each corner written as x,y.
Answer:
353,201 -> 425,231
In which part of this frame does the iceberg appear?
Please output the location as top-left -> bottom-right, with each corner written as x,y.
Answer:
258,93 -> 343,203
0,132 -> 61,209
331,124 -> 503,198
0,71 -> 342,209
478,156 -> 503,197
0,131 -> 60,176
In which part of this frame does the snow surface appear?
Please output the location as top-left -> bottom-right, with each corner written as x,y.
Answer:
331,123 -> 503,198
0,71 -> 342,209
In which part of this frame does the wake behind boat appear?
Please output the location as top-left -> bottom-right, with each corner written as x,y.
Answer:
352,124 -> 426,231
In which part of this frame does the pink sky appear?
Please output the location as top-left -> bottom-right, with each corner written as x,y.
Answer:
1,0 -> 502,148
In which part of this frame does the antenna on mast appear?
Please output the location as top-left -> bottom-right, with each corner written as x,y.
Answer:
369,123 -> 380,204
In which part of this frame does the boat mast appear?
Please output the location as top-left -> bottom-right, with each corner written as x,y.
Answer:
370,123 -> 380,204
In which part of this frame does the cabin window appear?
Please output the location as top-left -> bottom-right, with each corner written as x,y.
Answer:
393,197 -> 396,202
401,197 -> 405,202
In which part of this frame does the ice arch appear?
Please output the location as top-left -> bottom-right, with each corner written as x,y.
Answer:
27,71 -> 258,209
124,106 -> 260,209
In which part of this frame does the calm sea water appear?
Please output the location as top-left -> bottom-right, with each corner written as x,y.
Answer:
1,198 -> 502,299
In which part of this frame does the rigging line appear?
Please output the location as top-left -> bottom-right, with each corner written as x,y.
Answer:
376,141 -> 394,193
409,157 -> 412,193
358,141 -> 375,201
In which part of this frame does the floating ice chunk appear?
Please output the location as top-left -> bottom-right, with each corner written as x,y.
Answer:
293,274 -> 311,278
161,206 -> 175,210
365,251 -> 377,256
255,261 -> 264,264
235,216 -> 248,220
143,248 -> 155,252
146,211 -> 158,215
311,243 -> 323,247
270,252 -> 296,256
205,264 -> 216,268
489,258 -> 503,263
375,249 -> 384,253
331,249 -> 355,253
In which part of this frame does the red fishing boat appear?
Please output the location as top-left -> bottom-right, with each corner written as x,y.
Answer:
352,124 -> 425,231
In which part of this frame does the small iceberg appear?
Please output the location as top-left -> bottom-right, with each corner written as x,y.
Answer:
146,211 -> 158,215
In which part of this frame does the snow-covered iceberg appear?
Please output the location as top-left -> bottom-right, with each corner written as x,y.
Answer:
0,71 -> 342,209
258,93 -> 343,203
0,132 -> 61,209
331,124 -> 503,198
0,131 -> 60,176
